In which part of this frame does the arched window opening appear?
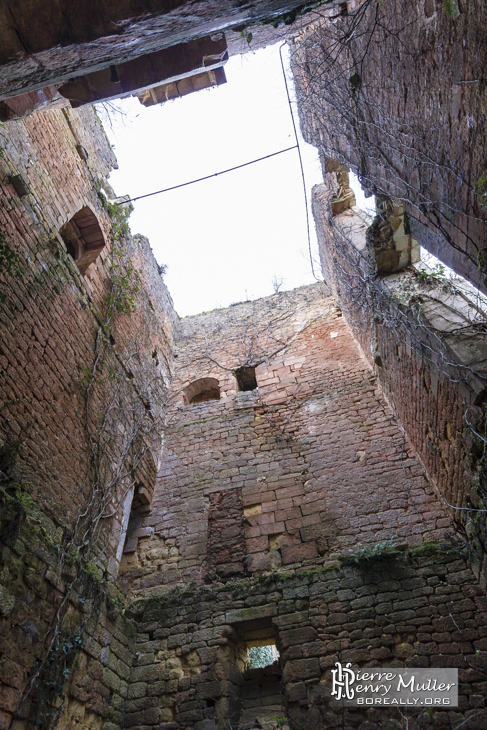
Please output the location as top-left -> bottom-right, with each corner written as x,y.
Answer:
236,366 -> 257,392
183,377 -> 220,405
60,206 -> 106,274
122,482 -> 153,555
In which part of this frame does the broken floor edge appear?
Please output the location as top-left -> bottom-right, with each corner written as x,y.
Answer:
127,538 -> 467,616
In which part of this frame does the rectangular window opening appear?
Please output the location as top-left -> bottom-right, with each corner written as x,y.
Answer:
236,366 -> 258,392
349,171 -> 376,216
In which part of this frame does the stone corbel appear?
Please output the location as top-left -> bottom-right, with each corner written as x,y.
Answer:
323,158 -> 356,215
366,196 -> 420,274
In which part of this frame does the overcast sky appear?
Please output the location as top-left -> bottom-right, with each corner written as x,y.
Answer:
100,44 -> 370,317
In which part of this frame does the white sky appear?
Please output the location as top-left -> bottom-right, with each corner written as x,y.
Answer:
100,44 -> 371,317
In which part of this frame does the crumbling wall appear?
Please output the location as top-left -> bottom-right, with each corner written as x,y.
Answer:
0,106 -> 176,535
2,12 -> 487,726
291,0 -> 487,290
0,107 -> 177,729
126,545 -> 487,729
0,0 -> 349,102
114,279 -> 487,729
312,172 -> 487,587
119,285 -> 454,597
0,496 -> 137,730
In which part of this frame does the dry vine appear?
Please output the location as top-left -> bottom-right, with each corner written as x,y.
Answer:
291,0 -> 487,284
175,290 -> 328,441
17,206 -> 169,729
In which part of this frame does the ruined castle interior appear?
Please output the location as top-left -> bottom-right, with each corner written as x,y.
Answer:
1,1 -> 487,729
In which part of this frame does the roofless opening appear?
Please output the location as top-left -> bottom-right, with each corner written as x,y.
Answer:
98,44 -> 320,318
236,366 -> 257,392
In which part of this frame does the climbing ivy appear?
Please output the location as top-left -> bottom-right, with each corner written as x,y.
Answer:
10,190 -> 148,728
475,174 -> 487,209
106,244 -> 141,320
0,439 -> 31,544
443,0 -> 460,18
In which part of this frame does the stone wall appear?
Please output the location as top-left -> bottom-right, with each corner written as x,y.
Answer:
0,494 -> 137,730
0,0 -> 347,102
127,545 -> 487,730
119,285 -> 453,597
2,17 -> 487,727
0,106 -> 177,728
111,282 -> 487,728
291,0 -> 487,291
0,105 -> 176,535
311,171 -> 487,587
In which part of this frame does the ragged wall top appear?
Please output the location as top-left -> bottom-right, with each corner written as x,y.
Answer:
0,106 -> 180,730
0,0 -> 350,102
311,167 -> 487,586
291,0 -> 487,291
120,283 -> 453,597
0,107 -> 177,558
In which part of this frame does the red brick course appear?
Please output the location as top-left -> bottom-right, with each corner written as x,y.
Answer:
292,0 -> 487,291
0,108 -> 176,729
120,284 -> 452,595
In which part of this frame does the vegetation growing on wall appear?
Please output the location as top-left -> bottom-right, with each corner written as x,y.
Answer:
0,202 -> 165,729
293,0 -> 487,289
0,228 -> 21,302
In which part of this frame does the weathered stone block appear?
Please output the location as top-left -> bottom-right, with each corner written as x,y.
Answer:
283,658 -> 320,682
280,627 -> 317,649
225,604 -> 277,624
281,543 -> 318,565
0,585 -> 15,617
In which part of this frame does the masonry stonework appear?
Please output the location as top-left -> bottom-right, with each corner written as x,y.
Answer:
0,107 -> 177,730
311,163 -> 487,589
1,5 -> 487,730
291,0 -> 487,291
0,0 -> 345,104
121,286 -> 451,593
128,548 -> 487,730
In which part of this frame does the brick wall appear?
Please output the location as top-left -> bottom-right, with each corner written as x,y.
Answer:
1,49 -> 487,730
120,284 -> 453,597
113,282 -> 487,729
0,107 -> 177,728
311,173 -> 487,587
0,106 -> 176,531
291,0 -> 487,291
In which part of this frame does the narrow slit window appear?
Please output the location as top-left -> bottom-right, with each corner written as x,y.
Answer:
123,482 -> 151,554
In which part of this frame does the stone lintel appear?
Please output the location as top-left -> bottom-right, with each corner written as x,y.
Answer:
225,604 -> 278,624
